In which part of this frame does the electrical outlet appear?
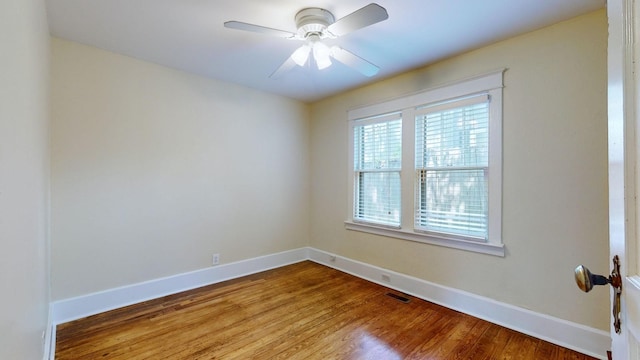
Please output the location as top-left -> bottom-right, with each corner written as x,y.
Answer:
212,253 -> 220,265
381,274 -> 391,282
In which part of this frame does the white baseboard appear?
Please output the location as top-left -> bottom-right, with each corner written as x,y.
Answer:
50,246 -> 609,359
43,305 -> 55,360
51,248 -> 309,324
307,248 -> 610,360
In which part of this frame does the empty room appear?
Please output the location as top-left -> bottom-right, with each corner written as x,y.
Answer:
6,0 -> 640,359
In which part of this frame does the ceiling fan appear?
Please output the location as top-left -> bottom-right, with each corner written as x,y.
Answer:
224,3 -> 389,78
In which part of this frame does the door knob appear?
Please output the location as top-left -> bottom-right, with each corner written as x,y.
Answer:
574,265 -> 612,292
574,255 -> 622,333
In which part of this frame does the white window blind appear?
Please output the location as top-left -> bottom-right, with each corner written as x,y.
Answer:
353,113 -> 402,227
414,94 -> 490,240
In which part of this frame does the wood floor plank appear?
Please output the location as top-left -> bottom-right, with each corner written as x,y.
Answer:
56,261 -> 598,360
534,339 -> 562,360
501,330 -> 539,359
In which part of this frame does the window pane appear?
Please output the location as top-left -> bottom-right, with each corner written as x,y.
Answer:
416,102 -> 488,169
354,120 -> 402,171
416,169 -> 488,239
355,171 -> 401,226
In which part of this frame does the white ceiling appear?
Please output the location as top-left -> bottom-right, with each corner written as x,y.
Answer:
46,0 -> 605,103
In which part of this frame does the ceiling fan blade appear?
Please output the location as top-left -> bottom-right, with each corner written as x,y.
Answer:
327,3 -> 389,37
270,56 -> 298,79
224,21 -> 296,38
330,47 -> 379,77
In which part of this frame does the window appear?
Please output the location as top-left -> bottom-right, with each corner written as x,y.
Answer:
353,113 -> 402,227
415,95 -> 489,240
346,70 -> 504,256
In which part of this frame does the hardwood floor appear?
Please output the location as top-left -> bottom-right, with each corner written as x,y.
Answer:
55,261 -> 596,359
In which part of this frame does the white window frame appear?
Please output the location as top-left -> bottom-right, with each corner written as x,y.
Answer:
346,70 -> 505,257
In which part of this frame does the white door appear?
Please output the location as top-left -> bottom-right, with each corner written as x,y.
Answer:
608,0 -> 640,358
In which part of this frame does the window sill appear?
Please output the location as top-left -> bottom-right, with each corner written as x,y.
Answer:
344,220 -> 505,257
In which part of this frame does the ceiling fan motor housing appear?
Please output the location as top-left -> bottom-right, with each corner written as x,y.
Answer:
295,8 -> 336,39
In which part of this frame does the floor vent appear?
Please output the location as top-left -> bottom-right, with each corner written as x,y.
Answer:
386,292 -> 411,303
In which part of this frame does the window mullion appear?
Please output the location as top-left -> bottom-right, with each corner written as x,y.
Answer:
401,109 -> 415,230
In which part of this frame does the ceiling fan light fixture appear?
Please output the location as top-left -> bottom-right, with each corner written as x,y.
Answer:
291,45 -> 311,66
313,42 -> 332,70
315,53 -> 332,70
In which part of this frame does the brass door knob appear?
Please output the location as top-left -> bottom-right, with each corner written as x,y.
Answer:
574,256 -> 622,334
574,264 -> 610,292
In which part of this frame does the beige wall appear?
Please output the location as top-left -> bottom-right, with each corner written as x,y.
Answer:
51,38 -> 310,300
309,10 -> 609,330
0,0 -> 51,358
